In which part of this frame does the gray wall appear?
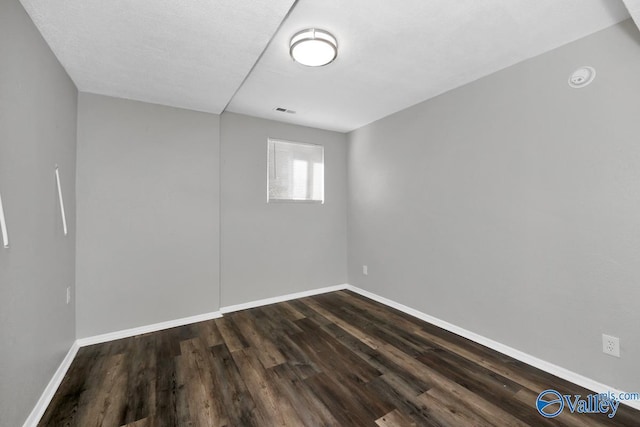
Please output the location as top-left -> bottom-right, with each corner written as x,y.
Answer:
76,93 -> 220,338
348,19 -> 640,392
0,1 -> 77,425
221,113 -> 347,307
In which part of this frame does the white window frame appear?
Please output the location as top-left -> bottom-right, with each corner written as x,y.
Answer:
267,138 -> 325,204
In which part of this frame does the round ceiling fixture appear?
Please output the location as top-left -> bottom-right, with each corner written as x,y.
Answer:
290,29 -> 337,67
568,66 -> 596,88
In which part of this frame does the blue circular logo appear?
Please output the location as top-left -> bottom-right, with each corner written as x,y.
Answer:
536,389 -> 564,418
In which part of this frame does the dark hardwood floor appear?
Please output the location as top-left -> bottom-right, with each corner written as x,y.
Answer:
39,290 -> 640,426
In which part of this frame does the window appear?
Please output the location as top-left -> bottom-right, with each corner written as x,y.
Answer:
268,138 -> 324,203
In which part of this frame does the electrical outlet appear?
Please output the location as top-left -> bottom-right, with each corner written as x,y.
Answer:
602,334 -> 620,357
362,265 -> 368,275
66,286 -> 71,305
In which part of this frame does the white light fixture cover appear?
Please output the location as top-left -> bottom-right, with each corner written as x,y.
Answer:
290,28 -> 338,67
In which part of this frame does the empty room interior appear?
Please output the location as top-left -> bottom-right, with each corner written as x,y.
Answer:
3,0 -> 640,425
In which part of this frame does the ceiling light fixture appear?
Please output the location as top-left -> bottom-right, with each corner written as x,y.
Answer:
290,29 -> 338,67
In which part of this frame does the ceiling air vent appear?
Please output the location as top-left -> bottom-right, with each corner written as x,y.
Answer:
274,107 -> 296,114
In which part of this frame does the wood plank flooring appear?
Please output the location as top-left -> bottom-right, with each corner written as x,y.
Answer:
39,291 -> 640,426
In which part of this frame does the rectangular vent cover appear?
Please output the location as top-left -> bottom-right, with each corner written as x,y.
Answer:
274,107 -> 296,114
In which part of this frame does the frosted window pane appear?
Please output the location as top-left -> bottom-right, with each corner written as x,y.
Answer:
268,139 -> 324,202
312,162 -> 323,201
292,160 -> 308,199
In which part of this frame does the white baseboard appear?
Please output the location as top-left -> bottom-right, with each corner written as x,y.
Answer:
220,283 -> 350,314
346,284 -> 640,411
22,341 -> 80,427
77,310 -> 223,347
25,282 -> 639,427
77,284 -> 351,349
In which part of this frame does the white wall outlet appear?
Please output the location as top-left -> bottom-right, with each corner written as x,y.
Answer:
66,286 -> 71,305
362,265 -> 368,275
602,334 -> 620,357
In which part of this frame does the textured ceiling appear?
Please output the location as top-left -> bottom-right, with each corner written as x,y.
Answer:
623,0 -> 640,29
19,0 -> 296,114
228,0 -> 630,132
20,0 -> 630,132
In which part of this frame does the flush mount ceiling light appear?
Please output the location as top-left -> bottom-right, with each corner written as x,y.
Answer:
290,28 -> 338,67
